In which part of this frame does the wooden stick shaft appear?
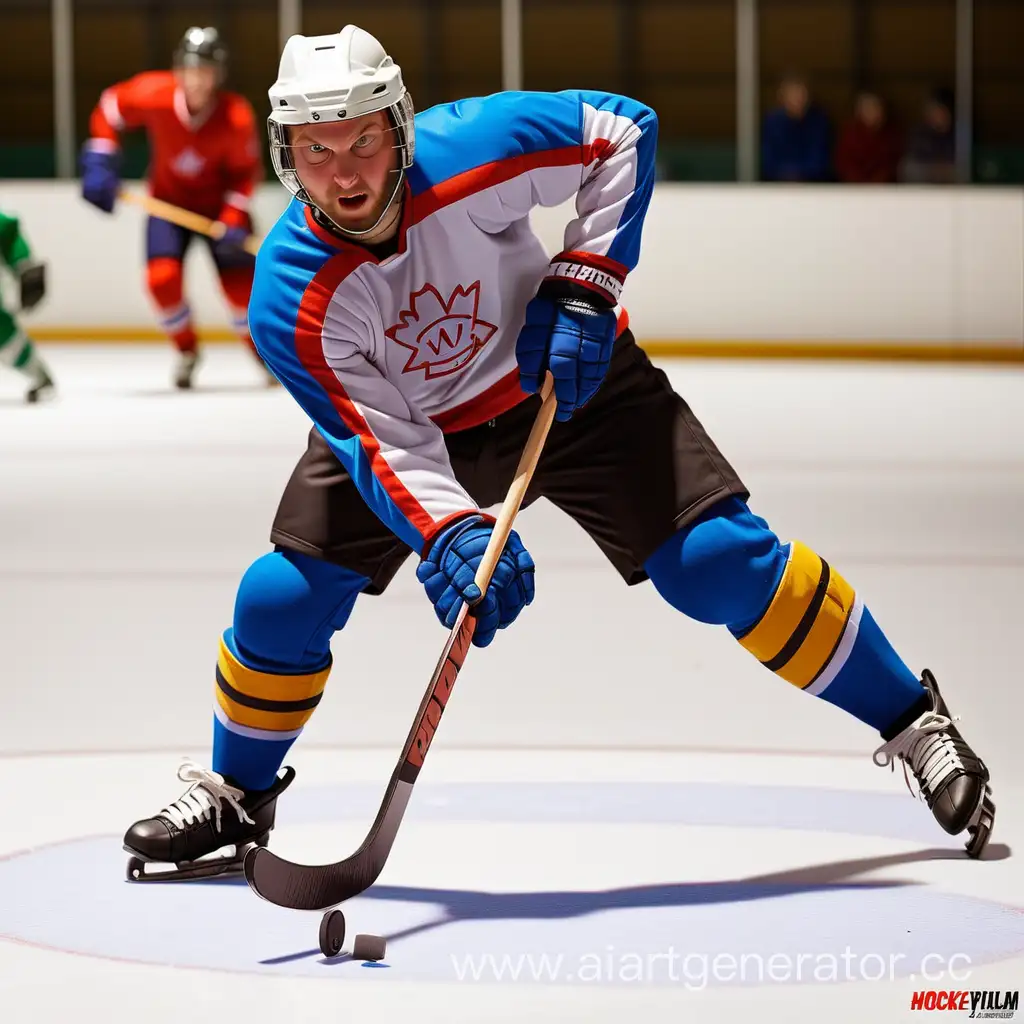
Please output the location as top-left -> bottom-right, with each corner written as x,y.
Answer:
473,374 -> 556,591
118,190 -> 261,256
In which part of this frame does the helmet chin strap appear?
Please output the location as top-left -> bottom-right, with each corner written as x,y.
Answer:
316,168 -> 405,242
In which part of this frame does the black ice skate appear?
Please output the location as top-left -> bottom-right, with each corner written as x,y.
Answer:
26,368 -> 54,403
123,759 -> 295,882
873,670 -> 995,858
174,350 -> 199,389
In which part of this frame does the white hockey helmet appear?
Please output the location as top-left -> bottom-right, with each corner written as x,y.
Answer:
267,25 -> 415,216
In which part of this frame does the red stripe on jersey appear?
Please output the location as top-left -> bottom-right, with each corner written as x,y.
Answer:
302,200 -> 419,262
293,252 -> 437,537
583,138 -> 616,165
303,206 -> 352,250
411,142 -> 610,225
425,509 -> 498,542
430,368 -> 530,433
430,309 -> 630,434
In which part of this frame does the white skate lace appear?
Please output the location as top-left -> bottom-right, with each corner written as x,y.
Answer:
159,759 -> 255,833
872,711 -> 965,800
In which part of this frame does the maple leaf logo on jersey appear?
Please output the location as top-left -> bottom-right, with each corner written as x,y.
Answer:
385,282 -> 498,379
171,147 -> 206,178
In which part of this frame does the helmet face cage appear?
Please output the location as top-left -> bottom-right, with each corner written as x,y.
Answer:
268,91 -> 415,209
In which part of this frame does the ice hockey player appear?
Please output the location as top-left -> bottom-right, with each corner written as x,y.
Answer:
122,25 -> 994,880
79,27 -> 271,389
0,208 -> 55,403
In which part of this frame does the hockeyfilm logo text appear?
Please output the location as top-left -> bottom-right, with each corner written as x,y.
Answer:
449,947 -> 975,989
911,990 -> 1019,1018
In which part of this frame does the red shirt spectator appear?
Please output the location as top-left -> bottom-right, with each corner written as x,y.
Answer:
835,92 -> 903,184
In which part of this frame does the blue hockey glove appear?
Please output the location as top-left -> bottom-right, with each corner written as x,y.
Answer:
417,514 -> 535,648
516,293 -> 618,422
79,147 -> 120,214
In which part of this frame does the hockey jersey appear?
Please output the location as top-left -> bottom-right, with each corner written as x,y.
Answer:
249,89 -> 658,556
0,210 -> 31,273
86,70 -> 262,225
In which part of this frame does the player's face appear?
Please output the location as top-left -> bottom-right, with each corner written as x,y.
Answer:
288,113 -> 400,232
176,65 -> 219,112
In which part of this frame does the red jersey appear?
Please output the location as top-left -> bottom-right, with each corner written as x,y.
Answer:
87,70 -> 262,226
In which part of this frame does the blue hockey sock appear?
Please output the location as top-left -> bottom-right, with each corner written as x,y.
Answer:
211,548 -> 369,791
644,497 -> 928,734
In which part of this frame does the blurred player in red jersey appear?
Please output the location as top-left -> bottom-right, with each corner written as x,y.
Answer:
79,27 -> 273,389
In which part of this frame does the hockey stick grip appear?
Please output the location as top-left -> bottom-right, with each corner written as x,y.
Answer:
472,373 -> 556,593
118,190 -> 261,256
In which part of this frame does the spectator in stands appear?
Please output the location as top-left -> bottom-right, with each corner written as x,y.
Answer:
761,72 -> 832,182
835,90 -> 903,183
900,87 -> 957,184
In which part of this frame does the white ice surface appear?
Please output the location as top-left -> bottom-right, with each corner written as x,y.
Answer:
0,345 -> 1022,1023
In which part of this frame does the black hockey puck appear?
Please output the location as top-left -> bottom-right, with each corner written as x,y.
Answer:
319,908 -> 346,958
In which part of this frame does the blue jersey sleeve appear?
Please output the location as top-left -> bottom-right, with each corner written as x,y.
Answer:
411,90 -> 658,296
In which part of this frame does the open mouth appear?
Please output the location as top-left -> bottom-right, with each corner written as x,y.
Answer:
337,193 -> 368,210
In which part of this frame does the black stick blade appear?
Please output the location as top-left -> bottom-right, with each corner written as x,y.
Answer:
243,777 -> 415,910
244,845 -> 379,911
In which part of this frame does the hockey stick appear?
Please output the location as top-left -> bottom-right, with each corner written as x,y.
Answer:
243,374 -> 557,912
117,190 -> 261,256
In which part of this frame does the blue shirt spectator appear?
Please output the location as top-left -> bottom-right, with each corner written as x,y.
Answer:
761,74 -> 833,182
900,87 -> 957,184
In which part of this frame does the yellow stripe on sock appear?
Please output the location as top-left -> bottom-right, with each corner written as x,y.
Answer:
214,686 -> 317,732
737,542 -> 823,664
214,637 -> 330,732
777,567 -> 856,689
217,637 -> 329,703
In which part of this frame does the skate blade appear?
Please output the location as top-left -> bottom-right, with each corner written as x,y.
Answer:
125,846 -> 245,883
965,785 -> 995,860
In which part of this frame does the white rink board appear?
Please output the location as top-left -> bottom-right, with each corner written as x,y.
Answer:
4,181 -> 1023,347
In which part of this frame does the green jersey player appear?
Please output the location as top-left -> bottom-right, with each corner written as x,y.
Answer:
0,209 -> 56,403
